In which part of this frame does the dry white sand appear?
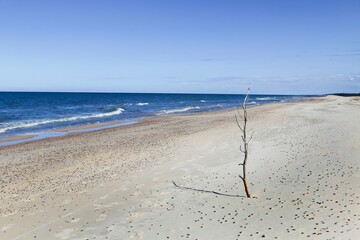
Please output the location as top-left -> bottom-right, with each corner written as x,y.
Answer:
0,96 -> 359,240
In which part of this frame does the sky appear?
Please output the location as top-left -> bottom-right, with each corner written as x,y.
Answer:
0,0 -> 359,94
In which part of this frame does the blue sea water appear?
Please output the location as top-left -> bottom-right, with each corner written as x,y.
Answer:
0,92 -> 308,139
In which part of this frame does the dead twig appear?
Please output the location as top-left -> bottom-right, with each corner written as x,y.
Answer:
236,87 -> 252,198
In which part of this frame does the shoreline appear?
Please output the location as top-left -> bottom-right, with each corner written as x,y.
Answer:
1,95 -> 359,239
0,135 -> 37,143
0,97 -> 311,148
0,121 -> 137,148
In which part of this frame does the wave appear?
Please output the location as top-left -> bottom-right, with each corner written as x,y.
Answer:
136,102 -> 149,106
158,106 -> 200,115
0,108 -> 124,133
200,100 -> 206,103
256,97 -> 277,101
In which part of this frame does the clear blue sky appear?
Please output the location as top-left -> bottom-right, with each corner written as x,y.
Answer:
0,0 -> 359,94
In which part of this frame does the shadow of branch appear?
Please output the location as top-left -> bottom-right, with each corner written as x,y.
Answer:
172,181 -> 246,198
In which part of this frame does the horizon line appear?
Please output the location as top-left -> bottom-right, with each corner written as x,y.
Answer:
0,90 -> 325,96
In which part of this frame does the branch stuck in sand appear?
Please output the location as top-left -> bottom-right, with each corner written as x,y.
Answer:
235,87 -> 254,198
172,88 -> 254,199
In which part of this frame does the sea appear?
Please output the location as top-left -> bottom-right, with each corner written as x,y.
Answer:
0,92 -> 309,145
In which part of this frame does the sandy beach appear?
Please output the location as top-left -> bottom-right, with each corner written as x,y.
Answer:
0,95 -> 359,240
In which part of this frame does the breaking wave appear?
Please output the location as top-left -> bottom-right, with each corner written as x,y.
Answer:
0,108 -> 125,133
256,97 -> 277,101
158,106 -> 200,115
136,102 -> 149,106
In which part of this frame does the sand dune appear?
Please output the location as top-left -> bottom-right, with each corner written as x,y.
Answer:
0,96 -> 359,239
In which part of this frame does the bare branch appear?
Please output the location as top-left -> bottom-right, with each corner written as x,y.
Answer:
235,115 -> 243,131
243,87 -> 250,107
240,105 -> 246,112
236,108 -> 245,120
239,145 -> 245,153
247,131 -> 255,144
235,86 -> 252,198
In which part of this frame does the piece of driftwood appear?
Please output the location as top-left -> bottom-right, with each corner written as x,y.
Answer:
235,87 -> 254,198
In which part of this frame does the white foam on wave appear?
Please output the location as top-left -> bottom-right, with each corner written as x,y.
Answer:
256,97 -> 277,101
200,100 -> 206,103
0,108 -> 125,133
136,102 -> 149,106
158,106 -> 200,115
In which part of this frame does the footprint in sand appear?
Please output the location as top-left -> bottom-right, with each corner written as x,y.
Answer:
136,184 -> 145,189
109,201 -> 120,206
1,209 -> 18,217
127,212 -> 144,221
62,199 -> 72,205
129,231 -> 145,239
106,225 -> 115,232
70,218 -> 80,223
95,214 -> 107,222
94,202 -> 120,208
131,191 -> 142,197
78,190 -> 88,194
100,195 -> 109,200
152,199 -> 169,208
55,228 -> 75,240
159,191 -> 170,196
21,197 -> 35,202
2,224 -> 15,232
